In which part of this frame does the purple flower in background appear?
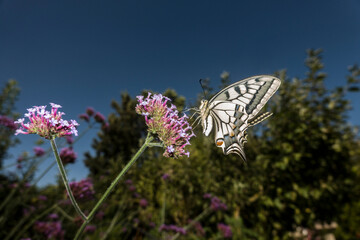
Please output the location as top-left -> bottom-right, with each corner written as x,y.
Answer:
38,195 -> 47,201
94,112 -> 106,124
96,211 -> 105,220
194,221 -> 205,236
161,173 -> 170,181
0,115 -> 17,130
65,135 -> 74,144
139,198 -> 148,208
128,185 -> 136,192
133,192 -> 141,198
125,179 -> 133,185
48,213 -> 59,220
69,178 -> 95,201
86,107 -> 95,116
159,224 -> 187,235
59,147 -> 77,165
210,196 -> 228,211
17,156 -> 24,163
217,223 -> 232,238
33,146 -> 45,157
34,221 -> 65,240
135,93 -> 195,158
203,193 -> 212,199
14,103 -> 79,139
84,225 -> 96,233
79,113 -> 90,122
203,193 -> 227,211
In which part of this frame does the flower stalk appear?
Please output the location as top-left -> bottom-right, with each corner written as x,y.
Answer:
50,138 -> 87,220
74,133 -> 154,240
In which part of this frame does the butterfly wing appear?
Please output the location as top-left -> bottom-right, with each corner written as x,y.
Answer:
203,75 -> 281,159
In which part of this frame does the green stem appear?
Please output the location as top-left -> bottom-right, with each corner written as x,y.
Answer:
74,134 -> 154,240
100,207 -> 122,240
50,138 -> 87,220
55,205 -> 75,221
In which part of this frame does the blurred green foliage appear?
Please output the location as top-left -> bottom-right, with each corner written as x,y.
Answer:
0,79 -> 20,168
1,49 -> 359,239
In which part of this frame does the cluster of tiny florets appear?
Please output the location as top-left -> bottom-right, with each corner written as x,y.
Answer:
203,193 -> 228,211
59,147 -> 77,165
14,103 -> 79,139
68,178 -> 95,202
135,93 -> 195,158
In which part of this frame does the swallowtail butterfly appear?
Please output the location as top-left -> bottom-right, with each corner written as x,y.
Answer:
199,75 -> 281,160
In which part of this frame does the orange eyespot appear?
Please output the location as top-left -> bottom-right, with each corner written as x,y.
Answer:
230,131 -> 235,137
216,140 -> 223,146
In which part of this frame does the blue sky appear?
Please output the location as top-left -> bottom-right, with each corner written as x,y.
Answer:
1,0 -> 359,186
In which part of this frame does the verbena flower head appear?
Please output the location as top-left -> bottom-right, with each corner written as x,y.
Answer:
0,115 -> 17,130
34,221 -> 65,240
203,193 -> 228,211
139,198 -> 148,208
59,147 -> 77,165
159,224 -> 187,235
136,93 -> 195,158
217,223 -> 232,238
68,178 -> 95,201
14,103 -> 79,139
33,146 -> 45,157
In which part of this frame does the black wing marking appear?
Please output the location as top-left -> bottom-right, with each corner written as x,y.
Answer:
206,75 -> 281,159
209,75 -> 281,120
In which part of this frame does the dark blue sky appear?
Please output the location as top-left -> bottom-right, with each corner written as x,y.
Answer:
1,0 -> 359,186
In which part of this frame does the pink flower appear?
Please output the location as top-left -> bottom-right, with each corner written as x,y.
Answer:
59,147 -> 77,165
0,115 -> 17,130
217,223 -> 232,238
79,113 -> 90,122
139,198 -> 148,208
86,107 -> 95,116
34,221 -> 65,240
68,178 -> 95,201
94,112 -> 106,124
14,103 -> 79,139
161,173 -> 170,181
136,93 -> 195,158
33,146 -> 45,157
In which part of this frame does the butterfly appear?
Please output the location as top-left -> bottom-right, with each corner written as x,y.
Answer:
198,75 -> 281,161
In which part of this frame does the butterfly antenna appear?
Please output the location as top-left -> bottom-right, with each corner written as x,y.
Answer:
191,115 -> 201,128
199,79 -> 208,99
183,107 -> 199,113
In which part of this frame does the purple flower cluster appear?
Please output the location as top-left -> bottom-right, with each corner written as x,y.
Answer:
159,224 -> 187,235
33,146 -> 45,157
217,223 -> 232,238
69,178 -> 95,201
135,93 -> 195,158
34,221 -> 64,240
79,107 -> 106,124
161,173 -> 170,181
139,198 -> 148,208
59,147 -> 77,165
125,179 -> 137,192
0,115 -> 17,130
203,193 -> 228,211
14,103 -> 79,139
84,225 -> 97,233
